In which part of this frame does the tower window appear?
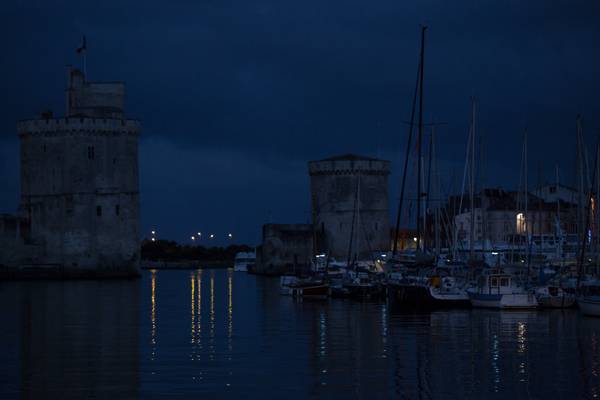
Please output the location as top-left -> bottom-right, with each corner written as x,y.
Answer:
115,205 -> 120,216
87,146 -> 95,160
96,206 -> 102,217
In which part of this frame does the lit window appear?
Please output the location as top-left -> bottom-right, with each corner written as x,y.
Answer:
516,213 -> 526,234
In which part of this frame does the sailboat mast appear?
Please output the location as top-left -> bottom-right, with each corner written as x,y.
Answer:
596,144 -> 600,264
469,98 -> 476,261
555,164 -> 561,259
424,129 -> 433,251
578,139 -> 599,287
392,59 -> 420,257
416,25 -> 426,252
524,130 -> 529,258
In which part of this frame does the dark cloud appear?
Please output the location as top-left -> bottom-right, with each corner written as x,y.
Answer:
1,0 -> 599,243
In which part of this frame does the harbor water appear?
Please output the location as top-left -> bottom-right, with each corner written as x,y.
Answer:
1,269 -> 600,399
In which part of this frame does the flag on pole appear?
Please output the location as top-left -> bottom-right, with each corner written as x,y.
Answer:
76,35 -> 87,54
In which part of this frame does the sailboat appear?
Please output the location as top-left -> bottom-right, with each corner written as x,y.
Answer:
576,132 -> 600,316
535,285 -> 575,308
467,131 -> 538,309
340,175 -> 385,299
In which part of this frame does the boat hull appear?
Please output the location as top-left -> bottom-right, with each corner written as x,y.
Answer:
468,292 -> 538,309
537,295 -> 576,308
290,285 -> 329,300
343,284 -> 383,300
388,284 -> 470,310
578,297 -> 600,316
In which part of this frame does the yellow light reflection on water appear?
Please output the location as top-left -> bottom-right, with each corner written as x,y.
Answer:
517,321 -> 527,354
210,271 -> 215,360
191,272 -> 196,344
228,269 -> 233,355
151,270 -> 157,362
191,270 -> 203,365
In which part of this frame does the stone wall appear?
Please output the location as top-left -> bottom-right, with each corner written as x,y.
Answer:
256,224 -> 314,275
309,155 -> 391,260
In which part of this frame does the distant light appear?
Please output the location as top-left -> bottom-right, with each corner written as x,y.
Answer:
381,254 -> 387,258
413,237 -> 417,242
228,233 -> 233,238
210,234 -> 214,239
151,237 -> 156,242
491,252 -> 498,255
197,232 -> 202,236
191,236 -> 196,241
151,230 -> 156,235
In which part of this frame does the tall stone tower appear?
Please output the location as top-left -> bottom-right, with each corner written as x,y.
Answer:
16,67 -> 141,277
309,154 -> 391,260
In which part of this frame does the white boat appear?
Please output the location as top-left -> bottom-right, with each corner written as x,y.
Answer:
578,281 -> 600,317
429,276 -> 471,304
234,251 -> 255,272
535,285 -> 576,308
467,270 -> 538,309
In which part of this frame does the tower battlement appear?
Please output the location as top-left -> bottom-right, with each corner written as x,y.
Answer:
308,154 -> 391,176
17,118 -> 140,136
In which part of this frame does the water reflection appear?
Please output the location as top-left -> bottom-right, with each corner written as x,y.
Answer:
151,269 -> 157,362
227,268 -> 233,358
4,270 -> 600,398
209,271 -> 215,361
0,279 -> 140,398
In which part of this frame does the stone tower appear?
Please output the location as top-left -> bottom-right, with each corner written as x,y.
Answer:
16,67 -> 141,277
308,154 -> 391,260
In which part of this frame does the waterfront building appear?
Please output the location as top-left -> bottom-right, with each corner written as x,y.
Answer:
255,154 -> 391,274
0,67 -> 141,277
309,154 -> 391,260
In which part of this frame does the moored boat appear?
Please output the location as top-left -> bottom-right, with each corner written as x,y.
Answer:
387,269 -> 470,310
535,285 -> 576,308
467,269 -> 538,309
578,281 -> 600,317
289,279 -> 330,300
234,251 -> 256,272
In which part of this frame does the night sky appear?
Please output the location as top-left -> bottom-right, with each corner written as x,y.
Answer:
1,1 -> 599,245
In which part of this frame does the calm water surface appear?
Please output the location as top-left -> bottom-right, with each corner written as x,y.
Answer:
1,269 -> 600,399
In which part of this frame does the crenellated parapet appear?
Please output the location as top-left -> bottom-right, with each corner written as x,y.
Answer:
308,155 -> 390,177
17,117 -> 140,137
